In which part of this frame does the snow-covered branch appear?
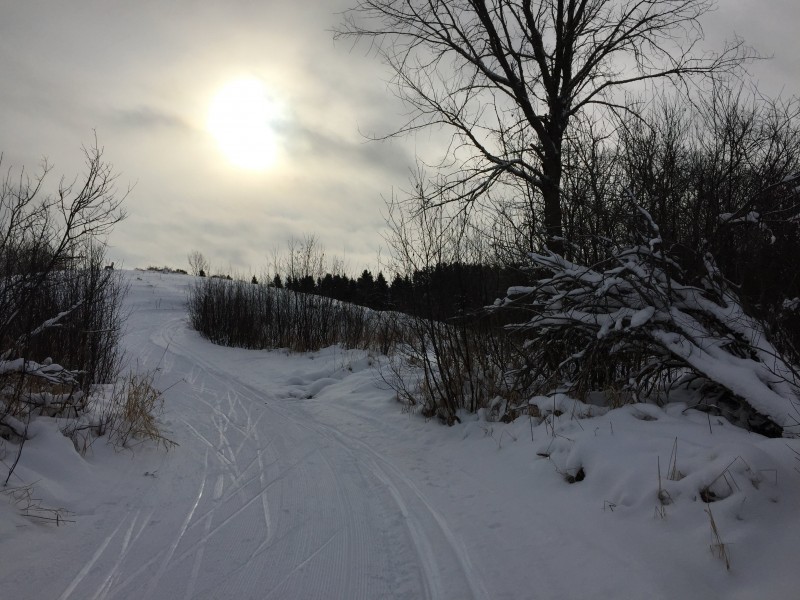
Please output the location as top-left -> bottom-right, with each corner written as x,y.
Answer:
503,209 -> 799,437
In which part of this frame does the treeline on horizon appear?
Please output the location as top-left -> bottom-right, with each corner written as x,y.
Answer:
271,263 -> 519,321
186,245 -> 521,322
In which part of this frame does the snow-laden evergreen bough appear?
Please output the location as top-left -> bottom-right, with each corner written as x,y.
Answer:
502,207 -> 800,437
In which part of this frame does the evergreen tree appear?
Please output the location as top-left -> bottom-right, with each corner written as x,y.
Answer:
356,269 -> 375,306
374,271 -> 389,310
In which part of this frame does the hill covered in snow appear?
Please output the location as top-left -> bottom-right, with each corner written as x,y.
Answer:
1,270 -> 799,599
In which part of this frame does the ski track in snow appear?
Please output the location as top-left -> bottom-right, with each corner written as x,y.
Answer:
41,277 -> 488,600
154,314 -> 487,600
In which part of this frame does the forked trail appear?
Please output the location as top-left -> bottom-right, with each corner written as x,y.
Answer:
49,274 -> 489,600
6,272 -> 738,600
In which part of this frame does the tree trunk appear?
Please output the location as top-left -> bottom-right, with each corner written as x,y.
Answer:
541,146 -> 565,256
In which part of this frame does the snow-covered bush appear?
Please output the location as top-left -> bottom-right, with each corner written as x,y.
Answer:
0,357 -> 83,442
502,207 -> 799,437
1,358 -> 174,457
0,143 -> 130,481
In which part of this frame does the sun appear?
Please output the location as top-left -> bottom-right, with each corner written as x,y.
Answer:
207,77 -> 278,170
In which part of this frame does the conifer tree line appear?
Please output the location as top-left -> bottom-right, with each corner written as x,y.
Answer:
275,263 -> 517,320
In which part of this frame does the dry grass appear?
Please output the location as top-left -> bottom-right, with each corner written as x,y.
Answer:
107,371 -> 176,451
604,384 -> 637,409
667,437 -> 684,481
1,483 -> 74,525
705,503 -> 731,570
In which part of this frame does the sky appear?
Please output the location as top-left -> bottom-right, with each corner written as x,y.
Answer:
1,0 -> 799,276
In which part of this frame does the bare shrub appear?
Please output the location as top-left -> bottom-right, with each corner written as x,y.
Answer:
13,243 -> 128,385
380,198 -> 531,424
384,312 -> 527,424
187,276 -> 403,354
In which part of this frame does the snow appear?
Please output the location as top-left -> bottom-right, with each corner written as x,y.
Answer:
630,305 -> 656,328
719,211 -> 761,225
1,270 -> 800,599
0,357 -> 78,384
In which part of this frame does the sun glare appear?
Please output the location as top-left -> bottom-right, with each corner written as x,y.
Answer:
208,77 -> 278,170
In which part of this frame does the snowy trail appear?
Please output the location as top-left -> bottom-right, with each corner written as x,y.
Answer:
5,271 -> 799,600
28,273 -> 490,600
147,313 -> 488,600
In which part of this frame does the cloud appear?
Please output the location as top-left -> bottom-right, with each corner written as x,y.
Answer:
5,0 -> 799,280
109,107 -> 191,132
279,120 -> 413,181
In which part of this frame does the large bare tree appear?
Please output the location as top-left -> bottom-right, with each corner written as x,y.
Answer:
339,0 -> 752,253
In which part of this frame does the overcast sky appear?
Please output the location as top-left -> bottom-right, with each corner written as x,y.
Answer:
1,1 -> 798,276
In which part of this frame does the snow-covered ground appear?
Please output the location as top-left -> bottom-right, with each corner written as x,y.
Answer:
2,270 -> 799,599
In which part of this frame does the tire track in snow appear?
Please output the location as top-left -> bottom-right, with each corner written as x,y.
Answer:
166,379 -> 261,595
261,528 -> 344,600
46,302 -> 280,599
155,320 -> 286,553
171,444 -> 314,550
312,435 -> 386,600
335,425 -> 489,600
57,517 -> 127,600
178,400 -> 272,503
196,353 -> 480,600
156,323 -> 380,597
179,519 -> 306,599
201,380 -> 478,597
166,326 -> 274,521
110,392 -> 278,588
105,396 -> 242,598
117,443 -> 312,586
103,349 -> 273,597
183,500 -> 216,600
247,387 -> 274,547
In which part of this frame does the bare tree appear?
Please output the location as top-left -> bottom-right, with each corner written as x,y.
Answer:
187,250 -> 208,277
0,141 -> 127,347
1,140 -> 128,455
339,0 -> 753,253
285,234 -> 327,285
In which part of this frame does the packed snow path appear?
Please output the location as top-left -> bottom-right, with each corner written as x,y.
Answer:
3,271 -> 799,599
47,274 -> 489,600
124,322 -> 488,600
